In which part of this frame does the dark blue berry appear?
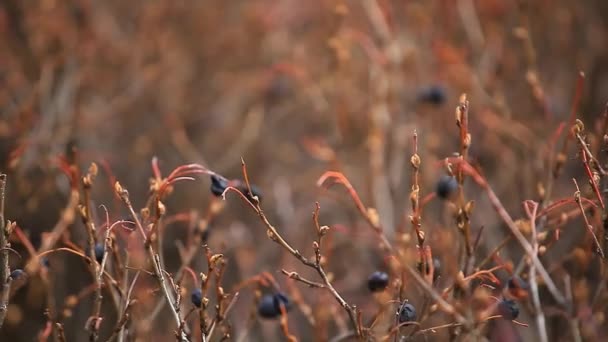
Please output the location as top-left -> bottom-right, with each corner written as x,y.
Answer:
10,269 -> 25,280
210,175 -> 229,197
397,302 -> 416,323
94,243 -> 104,263
40,257 -> 50,268
507,276 -> 528,290
498,299 -> 519,320
418,258 -> 441,281
258,293 -> 290,319
237,183 -> 263,203
367,271 -> 389,292
191,288 -> 203,308
200,225 -> 210,243
418,85 -> 446,105
265,74 -> 292,103
436,175 -> 458,200
432,258 -> 441,281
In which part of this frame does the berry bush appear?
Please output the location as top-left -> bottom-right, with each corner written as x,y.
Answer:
1,1 -> 608,341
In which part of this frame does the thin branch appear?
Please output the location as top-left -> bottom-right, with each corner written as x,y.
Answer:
525,200 -> 548,342
114,182 -> 188,341
281,269 -> 326,288
573,179 -> 604,257
0,174 -> 10,329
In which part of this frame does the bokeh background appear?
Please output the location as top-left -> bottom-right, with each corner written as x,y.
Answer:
2,0 -> 608,341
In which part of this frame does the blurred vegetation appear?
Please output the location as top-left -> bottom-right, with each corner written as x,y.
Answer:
1,0 -> 608,341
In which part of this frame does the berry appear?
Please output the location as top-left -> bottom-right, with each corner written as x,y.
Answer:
397,302 -> 416,323
498,299 -> 519,320
191,288 -> 203,308
210,175 -> 229,197
40,257 -> 50,268
432,258 -> 441,281
367,271 -> 389,292
94,243 -> 104,263
417,85 -> 446,105
417,258 -> 441,282
507,276 -> 528,290
258,292 -> 290,319
200,225 -> 210,243
10,269 -> 25,280
237,183 -> 263,203
435,175 -> 458,200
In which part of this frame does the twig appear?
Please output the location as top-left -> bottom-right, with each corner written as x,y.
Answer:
80,164 -> 104,341
317,171 -> 393,253
230,161 -> 361,338
402,263 -> 466,324
450,157 -> 568,307
25,189 -> 79,275
117,271 -> 140,342
105,299 -> 136,342
0,174 -> 11,329
205,292 -> 239,341
573,179 -> 604,257
455,94 -> 474,272
114,182 -> 188,341
56,322 -> 67,342
525,200 -> 548,342
281,269 -> 326,288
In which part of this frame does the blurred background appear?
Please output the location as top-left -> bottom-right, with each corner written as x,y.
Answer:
1,0 -> 608,341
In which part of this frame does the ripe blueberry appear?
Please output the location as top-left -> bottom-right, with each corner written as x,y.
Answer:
94,243 -> 104,263
417,258 -> 441,281
367,271 -> 389,292
436,175 -> 458,200
210,175 -> 229,197
417,85 -> 446,105
191,288 -> 203,308
397,302 -> 416,323
432,258 -> 441,281
258,292 -> 290,319
498,299 -> 519,320
507,276 -> 528,290
10,269 -> 25,280
237,183 -> 263,203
